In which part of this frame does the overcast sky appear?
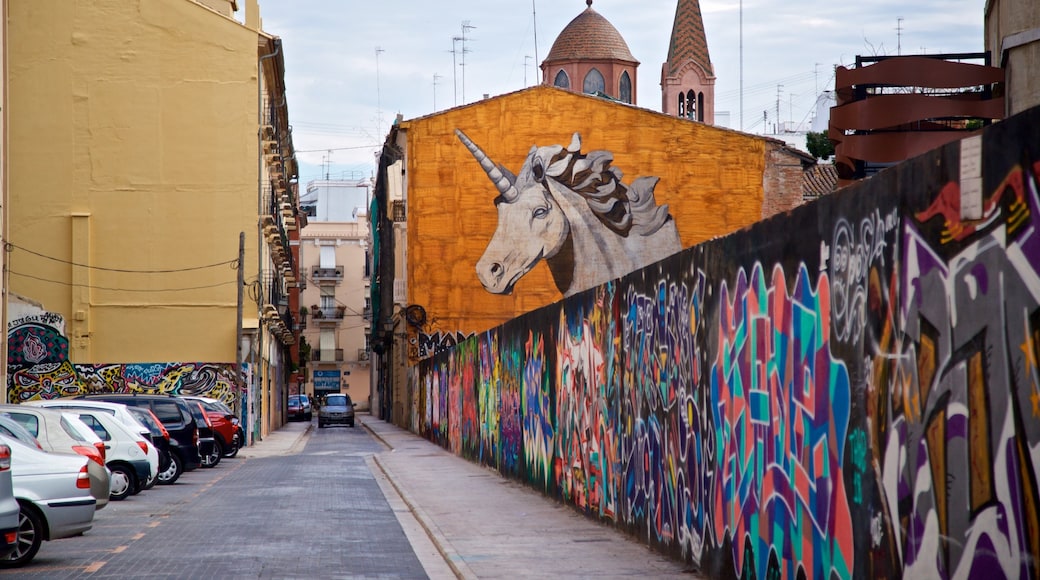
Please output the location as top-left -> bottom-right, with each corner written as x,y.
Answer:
255,0 -> 985,185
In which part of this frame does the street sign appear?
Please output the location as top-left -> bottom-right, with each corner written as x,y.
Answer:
313,369 -> 341,392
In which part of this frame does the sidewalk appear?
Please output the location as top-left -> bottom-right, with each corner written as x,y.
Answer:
240,415 -> 699,579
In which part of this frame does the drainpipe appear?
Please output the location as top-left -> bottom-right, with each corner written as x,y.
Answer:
252,38 -> 282,444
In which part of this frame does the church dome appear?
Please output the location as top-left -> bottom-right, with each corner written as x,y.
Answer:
544,1 -> 638,64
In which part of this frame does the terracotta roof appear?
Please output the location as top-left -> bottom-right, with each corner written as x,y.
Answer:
544,2 -> 638,64
665,0 -> 713,77
803,163 -> 838,201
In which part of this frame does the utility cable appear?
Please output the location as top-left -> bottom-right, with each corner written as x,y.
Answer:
9,270 -> 237,292
6,242 -> 238,273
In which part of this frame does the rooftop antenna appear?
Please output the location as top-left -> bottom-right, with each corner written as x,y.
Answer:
450,37 -> 460,106
433,73 -> 442,111
896,17 -> 904,55
460,21 -> 476,104
532,0 -> 540,84
775,84 -> 783,134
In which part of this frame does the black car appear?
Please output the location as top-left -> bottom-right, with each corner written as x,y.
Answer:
123,406 -> 174,476
183,400 -> 219,468
78,394 -> 201,483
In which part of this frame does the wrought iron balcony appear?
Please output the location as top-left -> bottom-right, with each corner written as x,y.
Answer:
312,349 -> 344,362
312,266 -> 343,281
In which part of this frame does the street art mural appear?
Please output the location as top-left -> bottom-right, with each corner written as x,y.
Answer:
8,312 -> 239,406
405,107 -> 1040,578
456,129 -> 683,298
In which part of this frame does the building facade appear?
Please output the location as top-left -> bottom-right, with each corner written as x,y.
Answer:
4,0 -> 301,445
660,0 -> 715,123
368,85 -> 816,423
299,180 -> 372,410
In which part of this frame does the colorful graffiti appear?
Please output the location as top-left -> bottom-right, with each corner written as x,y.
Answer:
404,108 -> 1040,578
8,310 -> 240,406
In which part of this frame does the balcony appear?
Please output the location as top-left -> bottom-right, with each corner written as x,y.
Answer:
309,306 -> 346,320
312,266 -> 343,281
362,306 -> 372,321
312,349 -> 344,362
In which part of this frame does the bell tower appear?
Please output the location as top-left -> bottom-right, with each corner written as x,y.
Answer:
661,0 -> 715,124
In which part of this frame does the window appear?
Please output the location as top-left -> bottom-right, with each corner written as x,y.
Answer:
686,90 -> 696,120
553,69 -> 570,89
319,245 -> 336,269
619,71 -> 632,103
320,285 -> 336,310
60,416 -> 89,441
8,414 -> 40,437
677,93 -> 686,118
152,400 -> 183,424
697,92 -> 705,122
78,414 -> 111,441
583,68 -> 605,95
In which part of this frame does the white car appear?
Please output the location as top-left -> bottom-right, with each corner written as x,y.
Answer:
0,443 -> 19,562
52,410 -> 157,501
25,400 -> 152,444
0,434 -> 96,568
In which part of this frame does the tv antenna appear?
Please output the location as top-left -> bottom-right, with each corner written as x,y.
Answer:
459,21 -> 476,104
896,17 -> 904,55
433,73 -> 442,111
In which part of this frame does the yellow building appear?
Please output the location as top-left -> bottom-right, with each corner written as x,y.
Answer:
5,0 -> 300,443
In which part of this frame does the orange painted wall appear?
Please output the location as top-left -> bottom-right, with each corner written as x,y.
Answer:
402,85 -> 767,336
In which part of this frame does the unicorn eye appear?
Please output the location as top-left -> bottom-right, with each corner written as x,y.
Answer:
533,207 -> 549,219
532,163 -> 544,181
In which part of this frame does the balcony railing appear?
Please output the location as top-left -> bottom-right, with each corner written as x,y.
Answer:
309,306 -> 346,320
312,266 -> 343,281
312,349 -> 344,362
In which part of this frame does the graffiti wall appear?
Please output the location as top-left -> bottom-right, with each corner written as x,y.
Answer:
408,106 -> 1040,578
8,311 -> 240,405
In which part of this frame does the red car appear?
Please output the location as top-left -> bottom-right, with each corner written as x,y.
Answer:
181,396 -> 241,459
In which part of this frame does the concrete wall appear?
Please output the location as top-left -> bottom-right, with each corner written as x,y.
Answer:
404,105 -> 1040,578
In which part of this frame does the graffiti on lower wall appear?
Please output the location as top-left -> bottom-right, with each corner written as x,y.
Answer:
406,108 -> 1040,578
8,312 -> 240,406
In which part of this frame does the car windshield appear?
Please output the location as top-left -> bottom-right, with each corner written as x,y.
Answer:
288,396 -> 300,405
326,395 -> 349,407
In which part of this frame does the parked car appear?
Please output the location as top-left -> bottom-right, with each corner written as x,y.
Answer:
122,406 -> 174,476
287,395 -> 305,422
318,394 -> 355,428
180,396 -> 240,459
183,401 -> 219,468
77,394 -> 200,484
0,444 -> 19,562
0,408 -> 110,511
62,410 -> 155,500
25,399 -> 171,480
0,434 -> 96,568
299,394 -> 312,421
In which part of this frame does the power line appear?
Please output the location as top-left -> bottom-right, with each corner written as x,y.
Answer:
6,243 -> 238,273
9,270 -> 237,292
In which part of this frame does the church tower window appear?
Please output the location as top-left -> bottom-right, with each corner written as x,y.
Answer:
553,69 -> 570,89
583,68 -> 605,95
619,71 -> 632,103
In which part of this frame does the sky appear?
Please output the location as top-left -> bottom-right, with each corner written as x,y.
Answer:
254,0 -> 985,186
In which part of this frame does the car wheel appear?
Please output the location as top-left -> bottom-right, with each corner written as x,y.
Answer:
1,503 -> 43,568
143,473 -> 158,491
202,441 -> 222,468
223,432 -> 241,458
109,464 -> 135,501
157,452 -> 183,485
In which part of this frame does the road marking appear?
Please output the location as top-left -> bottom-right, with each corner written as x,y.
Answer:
131,533 -> 145,540
84,561 -> 106,573
112,546 -> 128,553
148,521 -> 162,528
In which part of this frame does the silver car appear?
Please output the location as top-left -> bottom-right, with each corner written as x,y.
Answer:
0,408 -> 110,511
317,394 -> 355,428
0,443 -> 18,561
0,434 -> 96,568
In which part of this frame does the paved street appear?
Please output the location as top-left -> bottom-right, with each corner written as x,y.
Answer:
3,414 -> 696,579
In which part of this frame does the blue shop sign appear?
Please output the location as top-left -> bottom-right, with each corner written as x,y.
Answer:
313,370 -> 341,391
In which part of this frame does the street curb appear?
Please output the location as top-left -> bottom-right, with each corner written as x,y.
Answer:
371,454 -> 476,580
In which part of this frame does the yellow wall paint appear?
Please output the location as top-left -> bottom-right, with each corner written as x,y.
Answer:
8,0 -> 259,363
403,86 -> 767,336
